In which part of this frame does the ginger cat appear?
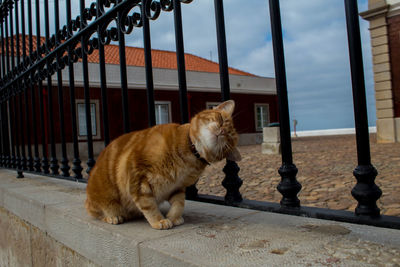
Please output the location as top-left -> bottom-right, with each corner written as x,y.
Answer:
85,100 -> 241,229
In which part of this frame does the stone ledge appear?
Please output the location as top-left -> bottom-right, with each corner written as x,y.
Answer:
1,169 -> 400,266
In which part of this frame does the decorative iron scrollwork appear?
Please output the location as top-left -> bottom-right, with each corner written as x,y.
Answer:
0,0 -> 194,101
98,19 -> 118,45
119,2 -> 142,34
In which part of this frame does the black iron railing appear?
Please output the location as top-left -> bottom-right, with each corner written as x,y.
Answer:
0,0 -> 399,229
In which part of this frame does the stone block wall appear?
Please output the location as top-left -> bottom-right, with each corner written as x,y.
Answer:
0,207 -> 97,267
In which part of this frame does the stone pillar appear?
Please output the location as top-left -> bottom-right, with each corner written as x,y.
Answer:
261,127 -> 281,155
360,0 -> 400,143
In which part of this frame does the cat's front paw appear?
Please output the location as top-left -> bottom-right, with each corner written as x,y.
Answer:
151,218 -> 173,230
170,216 -> 184,226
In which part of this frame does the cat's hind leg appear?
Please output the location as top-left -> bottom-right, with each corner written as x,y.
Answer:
167,189 -> 185,226
85,198 -> 104,219
101,199 -> 125,225
86,197 -> 125,225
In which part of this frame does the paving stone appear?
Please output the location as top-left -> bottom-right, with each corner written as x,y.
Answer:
197,134 -> 400,217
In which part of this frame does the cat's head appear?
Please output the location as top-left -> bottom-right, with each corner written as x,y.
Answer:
189,100 -> 241,163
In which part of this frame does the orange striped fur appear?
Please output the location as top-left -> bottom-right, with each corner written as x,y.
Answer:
85,100 -> 240,229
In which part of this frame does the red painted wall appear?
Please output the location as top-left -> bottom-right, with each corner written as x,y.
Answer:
18,86 -> 278,145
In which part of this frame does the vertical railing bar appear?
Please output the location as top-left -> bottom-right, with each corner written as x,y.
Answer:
141,0 -> 156,127
44,0 -> 59,175
15,0 -> 27,175
0,102 -> 3,168
213,0 -> 229,101
0,101 -> 3,167
4,13 -> 9,75
36,0 -> 50,173
344,0 -> 382,217
12,96 -> 21,172
1,23 -> 5,79
21,0 -> 33,171
5,11 -> 13,169
66,0 -> 83,180
27,0 -> 40,172
0,21 -> 5,166
0,20 -> 4,167
9,1 -> 19,170
14,94 -> 23,175
8,98 -> 15,168
0,100 -> 3,168
9,1 -> 14,71
1,18 -> 7,167
0,16 -> 1,79
0,108 -> 3,168
96,0 -> 110,146
268,0 -> 301,208
15,0 -> 20,67
0,103 -> 3,168
4,16 -> 11,168
38,79 -> 49,173
172,0 -> 197,200
117,0 -> 130,133
24,85 -> 33,171
15,0 -> 24,174
21,0 -> 26,63
1,103 -> 10,168
54,0 -> 70,177
18,92 -> 26,175
172,0 -> 189,124
80,0 -> 95,174
2,3 -> 10,168
213,0 -> 242,205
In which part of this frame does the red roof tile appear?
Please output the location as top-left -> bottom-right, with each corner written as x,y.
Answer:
4,35 -> 255,76
89,44 -> 255,76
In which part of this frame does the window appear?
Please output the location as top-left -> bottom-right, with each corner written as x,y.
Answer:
206,102 -> 221,110
155,101 -> 171,125
255,104 -> 270,131
77,99 -> 100,139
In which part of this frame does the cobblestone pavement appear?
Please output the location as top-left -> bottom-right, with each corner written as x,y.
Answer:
197,134 -> 400,217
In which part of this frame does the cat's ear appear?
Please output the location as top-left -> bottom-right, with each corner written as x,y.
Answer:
226,147 -> 242,162
214,100 -> 235,116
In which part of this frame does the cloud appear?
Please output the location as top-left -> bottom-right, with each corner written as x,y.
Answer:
23,0 -> 376,131
212,0 -> 375,131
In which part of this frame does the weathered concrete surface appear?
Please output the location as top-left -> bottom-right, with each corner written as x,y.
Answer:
0,169 -> 400,267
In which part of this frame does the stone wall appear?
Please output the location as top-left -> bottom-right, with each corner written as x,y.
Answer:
0,207 -> 97,267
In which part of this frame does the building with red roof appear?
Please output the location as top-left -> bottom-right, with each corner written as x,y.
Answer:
3,36 -> 277,153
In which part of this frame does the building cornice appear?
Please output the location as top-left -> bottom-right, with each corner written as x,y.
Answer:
387,2 -> 400,17
360,3 -> 389,20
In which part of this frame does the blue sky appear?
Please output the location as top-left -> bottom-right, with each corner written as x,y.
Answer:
124,0 -> 375,131
37,0 -> 374,131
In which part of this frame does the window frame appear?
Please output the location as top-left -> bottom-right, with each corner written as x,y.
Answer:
76,99 -> 101,140
254,103 -> 270,132
155,101 -> 172,125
